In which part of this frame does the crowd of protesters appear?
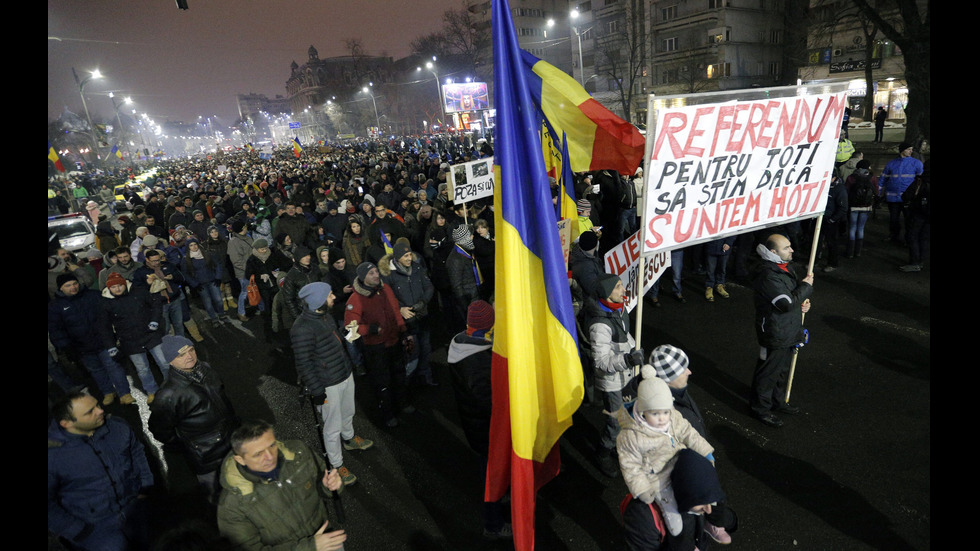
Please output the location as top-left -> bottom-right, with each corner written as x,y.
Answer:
48,131 -> 926,550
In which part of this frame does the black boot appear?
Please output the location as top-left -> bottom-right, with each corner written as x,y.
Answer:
854,239 -> 863,257
846,240 -> 855,259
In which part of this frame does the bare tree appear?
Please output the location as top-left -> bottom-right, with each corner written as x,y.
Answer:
780,0 -> 814,86
593,0 -> 645,123
848,0 -> 929,148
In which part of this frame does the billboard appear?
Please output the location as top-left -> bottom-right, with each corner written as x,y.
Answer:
443,82 -> 490,114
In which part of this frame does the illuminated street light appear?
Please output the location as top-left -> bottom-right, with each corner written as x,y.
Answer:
361,85 -> 380,133
72,67 -> 103,166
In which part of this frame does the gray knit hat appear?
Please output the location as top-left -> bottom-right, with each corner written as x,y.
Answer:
298,282 -> 332,312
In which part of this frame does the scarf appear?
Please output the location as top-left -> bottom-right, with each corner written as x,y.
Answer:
253,248 -> 272,262
149,262 -> 174,295
455,245 -> 483,285
171,362 -> 207,384
599,298 -> 624,311
189,249 -> 204,260
632,406 -> 671,435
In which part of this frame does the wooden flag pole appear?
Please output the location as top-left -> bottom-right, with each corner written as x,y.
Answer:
785,214 -> 822,403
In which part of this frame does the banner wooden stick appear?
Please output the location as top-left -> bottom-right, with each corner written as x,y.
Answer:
785,214 -> 822,403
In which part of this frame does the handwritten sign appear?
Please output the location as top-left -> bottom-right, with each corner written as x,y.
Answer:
448,156 -> 495,203
641,92 -> 845,255
557,218 -> 572,271
604,229 -> 671,313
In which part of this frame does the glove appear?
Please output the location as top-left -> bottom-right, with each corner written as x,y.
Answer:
368,323 -> 381,335
795,328 -> 810,349
108,347 -> 119,357
148,322 -> 159,331
624,348 -> 645,367
313,393 -> 327,405
403,335 -> 416,355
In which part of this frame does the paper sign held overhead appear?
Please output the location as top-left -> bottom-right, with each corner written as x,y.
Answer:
448,156 -> 494,204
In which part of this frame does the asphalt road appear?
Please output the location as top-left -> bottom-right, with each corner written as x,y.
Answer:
49,167 -> 929,551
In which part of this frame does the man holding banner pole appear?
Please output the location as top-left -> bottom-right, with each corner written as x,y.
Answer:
749,233 -> 813,428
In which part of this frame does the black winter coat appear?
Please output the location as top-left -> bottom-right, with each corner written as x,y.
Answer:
446,246 -> 480,305
750,255 -> 813,349
280,261 -> 324,329
148,363 -> 238,474
48,287 -> 112,356
290,309 -> 353,393
446,333 -> 493,457
379,253 -> 434,331
98,284 -> 165,355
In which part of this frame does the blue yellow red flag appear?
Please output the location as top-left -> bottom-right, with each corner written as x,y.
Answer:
520,50 -> 644,175
486,0 -> 585,548
292,137 -> 303,158
111,144 -> 123,160
48,142 -> 66,172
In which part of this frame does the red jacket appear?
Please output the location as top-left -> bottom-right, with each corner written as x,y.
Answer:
344,278 -> 405,347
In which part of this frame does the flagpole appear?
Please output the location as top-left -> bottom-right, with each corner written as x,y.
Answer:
785,213 -> 822,403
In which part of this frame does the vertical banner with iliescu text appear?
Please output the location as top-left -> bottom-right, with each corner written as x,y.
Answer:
640,90 -> 847,255
604,230 -> 670,313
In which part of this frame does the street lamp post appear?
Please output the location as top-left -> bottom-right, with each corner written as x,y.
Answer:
417,58 -> 444,131
570,10 -> 586,87
361,85 -> 380,136
72,67 -> 103,167
108,92 -> 134,167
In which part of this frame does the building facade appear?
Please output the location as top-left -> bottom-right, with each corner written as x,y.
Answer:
799,0 -> 910,122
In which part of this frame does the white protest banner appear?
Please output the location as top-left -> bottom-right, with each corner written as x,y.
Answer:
640,91 -> 846,255
448,156 -> 495,203
604,229 -> 671,313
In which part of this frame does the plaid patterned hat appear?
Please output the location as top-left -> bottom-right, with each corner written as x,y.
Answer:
648,344 -> 690,383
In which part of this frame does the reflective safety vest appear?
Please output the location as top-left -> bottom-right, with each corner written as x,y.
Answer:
836,139 -> 855,162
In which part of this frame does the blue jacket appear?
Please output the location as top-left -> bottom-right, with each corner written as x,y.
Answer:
47,416 -> 154,541
131,259 -> 186,302
48,286 -> 111,356
182,252 -> 224,288
880,156 -> 924,203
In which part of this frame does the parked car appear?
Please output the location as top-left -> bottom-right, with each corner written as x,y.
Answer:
48,213 -> 96,256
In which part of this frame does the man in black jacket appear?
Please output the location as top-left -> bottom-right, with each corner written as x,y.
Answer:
749,234 -> 813,427
148,335 -> 239,504
446,300 -> 511,541
290,282 -> 374,487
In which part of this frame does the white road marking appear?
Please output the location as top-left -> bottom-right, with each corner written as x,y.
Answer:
860,317 -> 929,338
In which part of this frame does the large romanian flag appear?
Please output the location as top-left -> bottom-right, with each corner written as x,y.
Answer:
111,144 -> 123,160
486,0 -> 585,549
521,50 -> 644,176
48,142 -> 65,172
292,137 -> 303,158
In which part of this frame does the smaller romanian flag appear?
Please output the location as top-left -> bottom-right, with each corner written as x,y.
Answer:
245,143 -> 254,152
292,137 -> 303,158
48,142 -> 65,172
111,145 -> 123,160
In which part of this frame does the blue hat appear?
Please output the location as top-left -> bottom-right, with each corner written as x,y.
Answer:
161,335 -> 195,364
671,449 -> 726,513
298,282 -> 332,311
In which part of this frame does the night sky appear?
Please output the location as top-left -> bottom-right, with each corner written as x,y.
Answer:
48,0 -> 454,127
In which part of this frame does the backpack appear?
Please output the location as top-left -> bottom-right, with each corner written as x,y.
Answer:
851,173 -> 875,208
